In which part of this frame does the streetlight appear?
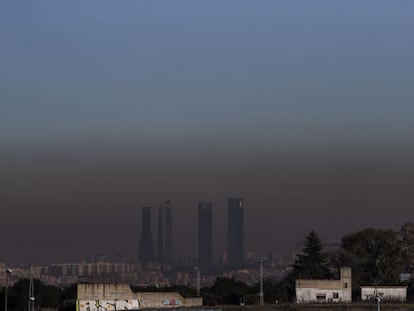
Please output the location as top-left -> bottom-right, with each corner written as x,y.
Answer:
28,268 -> 35,311
4,268 -> 13,311
259,258 -> 264,306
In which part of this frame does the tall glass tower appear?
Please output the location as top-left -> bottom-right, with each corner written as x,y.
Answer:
138,206 -> 155,264
227,198 -> 244,265
157,200 -> 173,265
198,202 -> 213,267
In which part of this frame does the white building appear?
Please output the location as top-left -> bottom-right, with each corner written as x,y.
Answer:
77,284 -> 202,311
295,267 -> 352,303
361,286 -> 407,302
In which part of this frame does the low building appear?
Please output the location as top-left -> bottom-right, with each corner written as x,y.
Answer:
361,286 -> 407,302
295,267 -> 352,303
76,284 -> 202,311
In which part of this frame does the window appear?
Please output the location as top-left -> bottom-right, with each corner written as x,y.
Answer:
344,282 -> 348,288
333,292 -> 339,299
316,294 -> 326,302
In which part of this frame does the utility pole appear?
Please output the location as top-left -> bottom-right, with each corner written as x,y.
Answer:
375,292 -> 382,311
4,268 -> 12,311
195,266 -> 200,297
28,267 -> 35,311
259,258 -> 264,305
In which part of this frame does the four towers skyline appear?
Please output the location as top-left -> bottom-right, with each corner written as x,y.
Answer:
137,198 -> 245,266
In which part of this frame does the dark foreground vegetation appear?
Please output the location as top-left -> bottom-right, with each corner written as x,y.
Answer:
0,279 -> 76,311
1,222 -> 414,310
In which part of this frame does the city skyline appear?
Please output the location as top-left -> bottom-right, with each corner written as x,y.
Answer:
139,199 -> 245,267
2,0 -> 414,264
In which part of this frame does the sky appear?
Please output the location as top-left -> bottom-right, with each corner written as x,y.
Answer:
1,0 -> 414,265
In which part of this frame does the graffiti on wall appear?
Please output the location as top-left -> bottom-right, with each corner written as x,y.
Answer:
162,298 -> 181,306
77,300 -> 139,311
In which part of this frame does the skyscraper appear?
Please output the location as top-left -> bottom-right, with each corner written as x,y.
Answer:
227,198 -> 244,265
138,206 -> 155,264
157,200 -> 173,265
198,202 -> 213,267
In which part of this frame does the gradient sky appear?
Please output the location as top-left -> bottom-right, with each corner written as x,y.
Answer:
1,0 -> 414,264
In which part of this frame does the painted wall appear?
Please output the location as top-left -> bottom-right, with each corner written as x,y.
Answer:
77,284 -> 202,310
77,299 -> 139,311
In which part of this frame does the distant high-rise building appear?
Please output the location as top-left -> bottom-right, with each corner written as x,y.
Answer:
198,202 -> 213,267
227,198 -> 244,265
138,206 -> 155,264
157,200 -> 173,264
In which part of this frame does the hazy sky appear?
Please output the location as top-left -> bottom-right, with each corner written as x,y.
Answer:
1,0 -> 414,264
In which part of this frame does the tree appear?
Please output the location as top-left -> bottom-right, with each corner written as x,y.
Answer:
283,230 -> 332,302
290,230 -> 332,280
261,278 -> 290,304
6,279 -> 63,311
339,228 -> 403,287
202,277 -> 252,305
399,222 -> 414,273
399,223 -> 414,302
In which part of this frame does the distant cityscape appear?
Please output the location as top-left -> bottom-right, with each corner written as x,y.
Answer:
0,197 -> 292,287
1,212 -> 413,306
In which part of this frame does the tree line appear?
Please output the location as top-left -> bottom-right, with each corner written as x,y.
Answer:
259,222 -> 414,304
0,279 -> 76,311
200,222 -> 414,304
1,222 -> 414,309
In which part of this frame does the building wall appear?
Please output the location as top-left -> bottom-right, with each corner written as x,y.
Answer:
296,267 -> 352,303
296,288 -> 348,303
77,284 -> 202,310
77,299 -> 139,311
361,287 -> 407,302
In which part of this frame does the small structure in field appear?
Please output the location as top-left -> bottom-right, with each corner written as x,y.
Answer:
295,267 -> 352,303
361,286 -> 407,302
